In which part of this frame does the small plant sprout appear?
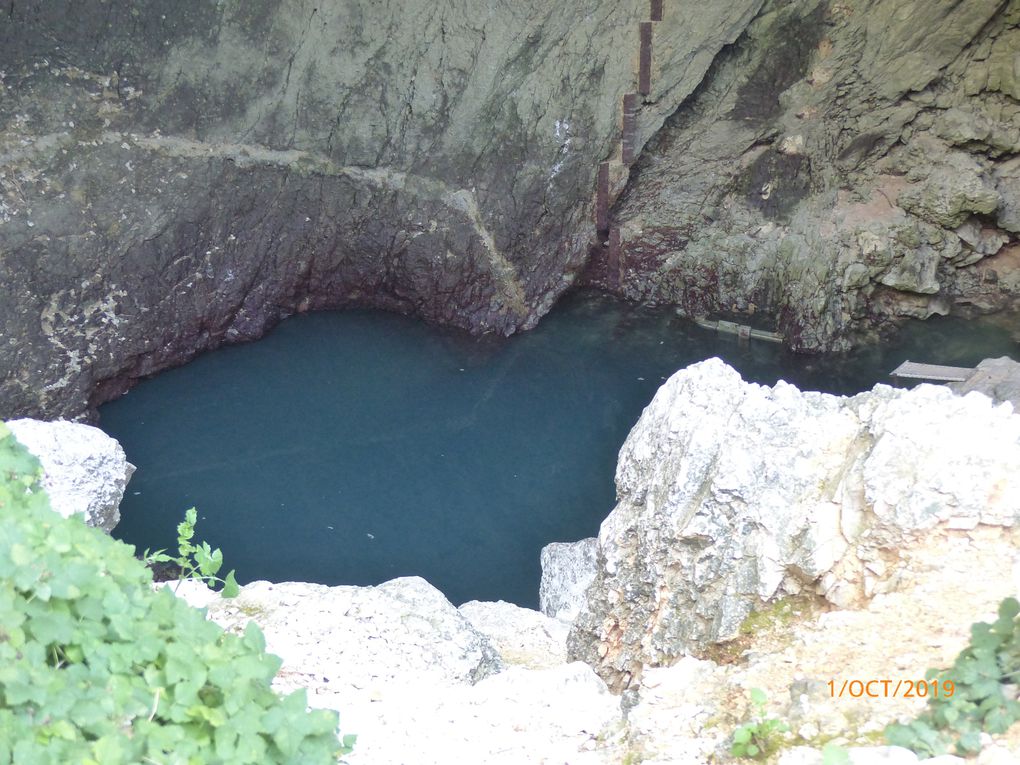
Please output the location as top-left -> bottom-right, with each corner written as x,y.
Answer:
731,687 -> 790,759
144,507 -> 239,598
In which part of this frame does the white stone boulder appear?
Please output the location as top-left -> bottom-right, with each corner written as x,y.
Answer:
540,538 -> 598,622
175,577 -> 623,765
459,599 -> 569,669
7,418 -> 135,532
176,576 -> 503,706
567,358 -> 1020,690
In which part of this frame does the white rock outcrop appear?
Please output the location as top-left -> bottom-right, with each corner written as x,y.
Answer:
458,599 -> 569,669
567,358 -> 1020,690
7,418 -> 135,532
176,576 -> 503,702
540,538 -> 599,622
175,577 -> 624,765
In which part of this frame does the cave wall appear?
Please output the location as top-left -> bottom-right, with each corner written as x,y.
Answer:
0,0 -> 760,419
1,0 -> 1018,419
584,0 -> 1020,351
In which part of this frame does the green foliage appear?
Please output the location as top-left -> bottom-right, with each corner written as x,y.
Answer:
821,742 -> 850,765
0,422 -> 353,764
731,688 -> 789,759
144,507 -> 239,598
885,597 -> 1020,757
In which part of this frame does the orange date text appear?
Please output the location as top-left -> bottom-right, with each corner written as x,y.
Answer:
828,679 -> 955,699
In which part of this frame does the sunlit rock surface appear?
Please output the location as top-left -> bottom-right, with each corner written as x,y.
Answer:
175,578 -> 623,765
567,358 -> 1020,691
458,599 -> 570,670
540,537 -> 598,622
7,417 -> 134,531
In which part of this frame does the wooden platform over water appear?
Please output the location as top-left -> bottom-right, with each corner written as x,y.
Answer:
694,317 -> 783,344
889,360 -> 975,382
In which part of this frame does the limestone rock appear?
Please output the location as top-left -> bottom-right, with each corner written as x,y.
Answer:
623,658 -> 730,764
458,600 -> 569,669
994,157 -> 1020,233
567,358 -> 1020,690
951,356 -> 1020,410
985,29 -> 1020,100
175,578 -> 621,765
6,418 -> 134,531
897,151 -> 1001,229
178,576 -> 503,704
877,247 -> 942,294
540,538 -> 598,622
586,0 -> 1020,352
955,217 -> 1008,262
976,745 -> 1019,765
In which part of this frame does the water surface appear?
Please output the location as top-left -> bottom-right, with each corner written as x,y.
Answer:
101,292 -> 1018,607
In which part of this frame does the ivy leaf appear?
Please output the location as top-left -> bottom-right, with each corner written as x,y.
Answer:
821,743 -> 850,765
194,543 -> 223,578
340,733 -> 357,754
957,730 -> 983,754
221,571 -> 239,599
999,598 -> 1019,621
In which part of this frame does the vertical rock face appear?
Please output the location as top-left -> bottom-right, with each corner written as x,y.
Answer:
586,0 -> 1020,351
567,359 -> 1020,692
0,0 -> 668,420
6,418 -> 135,531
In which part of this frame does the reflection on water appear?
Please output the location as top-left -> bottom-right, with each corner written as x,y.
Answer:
100,291 -> 1018,608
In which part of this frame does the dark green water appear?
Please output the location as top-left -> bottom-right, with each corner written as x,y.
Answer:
101,291 -> 1018,608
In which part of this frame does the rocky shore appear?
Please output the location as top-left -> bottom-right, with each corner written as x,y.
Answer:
14,358 -> 1020,763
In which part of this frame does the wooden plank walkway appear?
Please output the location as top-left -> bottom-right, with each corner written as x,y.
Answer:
889,360 -> 975,382
694,317 -> 783,343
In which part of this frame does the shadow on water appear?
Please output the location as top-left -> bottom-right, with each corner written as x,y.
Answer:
101,290 -> 1018,608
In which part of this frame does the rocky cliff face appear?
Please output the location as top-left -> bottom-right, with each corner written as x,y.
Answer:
0,0 -> 741,419
2,0 -> 1018,419
566,358 -> 1020,692
584,0 -> 1020,351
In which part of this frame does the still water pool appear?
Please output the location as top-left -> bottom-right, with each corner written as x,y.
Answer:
101,291 -> 1018,608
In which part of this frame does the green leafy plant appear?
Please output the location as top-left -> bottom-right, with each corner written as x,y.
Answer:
885,597 -> 1020,757
0,421 -> 354,764
144,507 -> 239,598
731,688 -> 789,759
